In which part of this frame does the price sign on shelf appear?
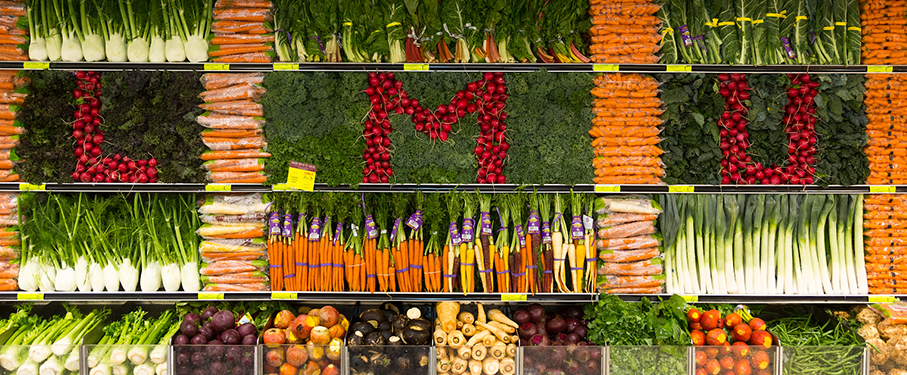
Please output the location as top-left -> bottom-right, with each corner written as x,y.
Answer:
286,161 -> 317,192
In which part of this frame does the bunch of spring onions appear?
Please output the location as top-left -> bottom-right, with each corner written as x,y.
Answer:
659,194 -> 868,295
25,0 -> 211,62
18,193 -> 200,293
87,309 -> 179,375
0,304 -> 110,375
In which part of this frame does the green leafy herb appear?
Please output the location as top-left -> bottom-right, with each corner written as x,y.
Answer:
657,73 -> 723,184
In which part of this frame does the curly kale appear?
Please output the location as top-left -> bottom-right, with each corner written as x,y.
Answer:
100,71 -> 207,182
17,71 -> 78,182
657,73 -> 723,184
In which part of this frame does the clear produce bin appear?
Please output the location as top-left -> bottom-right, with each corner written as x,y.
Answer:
609,346 -> 688,375
521,346 -> 604,375
81,344 -> 168,375
694,345 -> 778,375
435,345 -> 518,375
348,345 -> 430,375
172,344 -> 257,375
780,346 -> 866,375
261,343 -> 342,375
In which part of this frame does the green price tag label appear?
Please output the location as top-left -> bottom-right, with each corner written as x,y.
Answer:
868,296 -> 899,303
17,293 -> 44,300
19,183 -> 46,191
681,295 -> 699,303
501,293 -> 527,301
404,63 -> 429,71
273,63 -> 300,70
868,66 -> 894,73
593,64 -> 619,72
204,64 -> 230,71
287,161 -> 316,192
205,184 -> 232,192
666,65 -> 692,72
272,184 -> 291,191
594,185 -> 621,193
272,292 -> 298,300
23,62 -> 50,70
668,185 -> 695,193
869,186 -> 897,193
198,292 -> 224,300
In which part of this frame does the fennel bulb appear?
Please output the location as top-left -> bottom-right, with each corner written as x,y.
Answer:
103,262 -> 120,292
160,263 -> 180,292
18,258 -> 39,292
1,346 -> 23,371
82,34 -> 106,62
28,38 -> 48,61
155,363 -> 167,375
126,38 -> 149,62
61,32 -> 83,62
74,256 -> 89,292
134,364 -> 154,375
149,346 -> 166,365
89,363 -> 110,375
89,263 -> 105,292
149,36 -> 165,63
180,262 -> 199,292
38,355 -> 62,375
37,262 -> 55,292
139,261 -> 161,292
184,35 -> 208,63
164,37 -> 185,62
105,34 -> 127,62
53,266 -> 77,292
46,33 -> 62,61
118,259 -> 138,292
15,359 -> 37,375
63,351 -> 79,372
109,346 -> 127,365
111,363 -> 127,375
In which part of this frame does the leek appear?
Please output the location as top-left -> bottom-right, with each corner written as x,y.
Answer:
723,195 -> 740,294
854,195 -> 868,294
735,195 -> 748,293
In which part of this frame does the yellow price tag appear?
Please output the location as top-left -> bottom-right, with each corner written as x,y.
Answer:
273,63 -> 300,70
204,63 -> 230,71
868,296 -> 899,303
666,65 -> 693,72
594,185 -> 621,193
17,292 -> 44,300
593,64 -> 619,72
205,184 -> 232,192
501,293 -> 527,301
868,65 -> 894,73
287,162 -> 317,192
272,184 -> 292,191
681,295 -> 699,303
19,183 -> 46,191
869,186 -> 896,193
404,63 -> 429,71
668,185 -> 695,193
272,292 -> 298,300
23,62 -> 50,70
198,292 -> 224,300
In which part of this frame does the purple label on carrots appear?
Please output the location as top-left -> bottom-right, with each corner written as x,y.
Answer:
462,218 -> 475,242
541,221 -> 552,244
406,210 -> 423,230
365,215 -> 378,239
282,214 -> 293,238
516,224 -> 526,248
334,222 -> 342,245
571,216 -> 584,240
528,211 -> 540,234
308,217 -> 321,241
449,222 -> 462,245
390,218 -> 401,242
480,212 -> 492,236
269,212 -> 280,236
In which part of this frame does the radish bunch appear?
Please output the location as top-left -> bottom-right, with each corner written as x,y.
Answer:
780,73 -> 819,185
362,71 -> 509,184
717,73 -> 762,185
71,71 -> 157,183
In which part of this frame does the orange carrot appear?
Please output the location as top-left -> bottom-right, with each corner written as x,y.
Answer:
210,34 -> 275,44
213,52 -> 273,63
209,44 -> 273,57
213,8 -> 273,22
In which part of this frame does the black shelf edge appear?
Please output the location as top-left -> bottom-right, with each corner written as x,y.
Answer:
3,61 -> 906,74
0,183 -> 904,194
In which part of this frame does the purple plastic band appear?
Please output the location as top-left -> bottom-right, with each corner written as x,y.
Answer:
396,267 -> 410,273
526,266 -> 537,269
462,263 -> 477,267
332,264 -> 342,267
513,272 -> 526,277
443,274 -> 457,278
309,36 -> 325,53
284,273 -> 295,278
411,265 -> 424,269
586,259 -> 596,263
296,262 -> 307,266
543,270 -> 553,274
554,258 -> 566,261
496,270 -> 509,275
269,265 -> 282,268
478,269 -> 493,274
319,263 -> 331,267
367,274 -> 376,278
308,264 -> 318,268
570,267 -> 583,271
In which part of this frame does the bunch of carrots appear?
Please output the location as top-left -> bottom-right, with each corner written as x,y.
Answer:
210,0 -> 275,63
590,73 -> 665,185
861,0 -> 907,65
863,194 -> 906,294
0,0 -> 26,61
198,73 -> 270,183
197,193 -> 270,292
864,74 -> 907,184
0,193 -> 18,291
0,70 -> 25,182
588,0 -> 661,64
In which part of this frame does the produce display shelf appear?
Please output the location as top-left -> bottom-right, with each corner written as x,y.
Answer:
1,61 -> 905,74
1,182 -> 905,194
0,292 -> 898,304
